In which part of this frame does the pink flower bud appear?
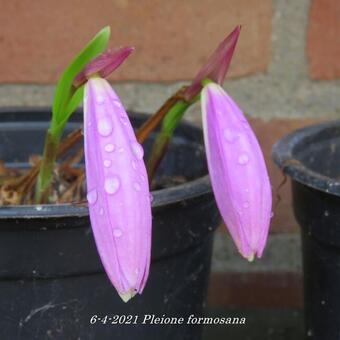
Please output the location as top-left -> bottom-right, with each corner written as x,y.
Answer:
84,77 -> 152,301
201,83 -> 272,260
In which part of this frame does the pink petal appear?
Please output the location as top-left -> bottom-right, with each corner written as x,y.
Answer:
185,26 -> 241,101
84,77 -> 151,301
201,83 -> 272,260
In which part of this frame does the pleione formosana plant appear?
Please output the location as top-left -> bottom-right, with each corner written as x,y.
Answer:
0,26 -> 272,301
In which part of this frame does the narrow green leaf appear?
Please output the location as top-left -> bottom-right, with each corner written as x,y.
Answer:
162,101 -> 190,135
52,26 -> 110,126
59,85 -> 85,129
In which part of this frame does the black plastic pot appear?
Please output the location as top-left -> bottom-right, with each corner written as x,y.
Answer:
272,120 -> 340,340
0,108 -> 219,340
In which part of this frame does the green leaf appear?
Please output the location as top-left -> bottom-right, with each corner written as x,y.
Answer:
162,101 -> 190,135
52,26 -> 110,127
58,85 -> 85,130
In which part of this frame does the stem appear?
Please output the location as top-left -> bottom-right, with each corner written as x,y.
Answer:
146,95 -> 199,183
136,86 -> 188,143
35,126 -> 62,203
146,79 -> 211,182
35,85 -> 78,203
147,132 -> 170,183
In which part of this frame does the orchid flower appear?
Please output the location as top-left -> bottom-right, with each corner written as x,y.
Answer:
201,83 -> 272,260
78,48 -> 151,302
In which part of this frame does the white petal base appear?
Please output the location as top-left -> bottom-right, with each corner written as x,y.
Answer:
119,289 -> 137,303
246,253 -> 255,262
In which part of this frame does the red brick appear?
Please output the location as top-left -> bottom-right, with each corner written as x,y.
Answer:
307,0 -> 340,79
208,272 -> 303,307
0,0 -> 272,83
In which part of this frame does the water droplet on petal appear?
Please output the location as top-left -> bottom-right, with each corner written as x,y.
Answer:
134,268 -> 139,275
140,174 -> 146,182
96,95 -> 105,104
223,129 -> 239,143
244,188 -> 249,193
104,160 -> 112,168
149,194 -> 154,203
97,118 -> 113,136
243,201 -> 250,208
133,182 -> 141,191
118,147 -> 124,153
99,207 -> 104,215
131,160 -> 137,170
113,228 -> 123,238
105,177 -> 120,194
87,189 -> 98,205
104,144 -> 115,152
112,99 -> 123,108
131,142 -> 144,159
270,211 -> 274,218
238,153 -> 249,165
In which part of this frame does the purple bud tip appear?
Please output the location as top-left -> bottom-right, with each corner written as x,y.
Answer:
185,26 -> 241,101
74,47 -> 135,87
201,83 -> 272,260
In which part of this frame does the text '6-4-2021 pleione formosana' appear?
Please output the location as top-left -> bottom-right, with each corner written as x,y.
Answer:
90,314 -> 246,325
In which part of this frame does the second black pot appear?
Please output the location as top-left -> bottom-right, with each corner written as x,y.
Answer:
0,108 -> 220,340
272,120 -> 340,340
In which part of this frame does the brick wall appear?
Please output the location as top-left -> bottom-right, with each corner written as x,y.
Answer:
0,0 -> 339,308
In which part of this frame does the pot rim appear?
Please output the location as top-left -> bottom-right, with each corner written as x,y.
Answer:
272,119 -> 340,197
0,107 -> 212,219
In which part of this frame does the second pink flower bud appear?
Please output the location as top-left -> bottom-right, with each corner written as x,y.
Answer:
201,83 -> 272,260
